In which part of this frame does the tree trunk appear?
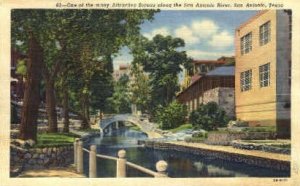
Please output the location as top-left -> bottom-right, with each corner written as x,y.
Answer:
81,93 -> 90,129
19,34 -> 43,141
62,85 -> 69,133
45,78 -> 58,132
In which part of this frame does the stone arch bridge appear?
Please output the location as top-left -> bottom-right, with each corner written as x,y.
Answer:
99,114 -> 162,139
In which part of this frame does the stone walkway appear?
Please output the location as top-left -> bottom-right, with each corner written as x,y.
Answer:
18,166 -> 85,177
168,141 -> 290,162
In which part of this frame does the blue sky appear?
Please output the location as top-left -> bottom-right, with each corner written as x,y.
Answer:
113,10 -> 258,69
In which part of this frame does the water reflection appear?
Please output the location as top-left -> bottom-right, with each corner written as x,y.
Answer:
83,126 -> 290,178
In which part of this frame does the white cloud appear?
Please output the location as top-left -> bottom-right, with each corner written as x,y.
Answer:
175,25 -> 200,44
143,27 -> 170,39
187,50 -> 233,60
191,20 -> 219,38
174,19 -> 221,46
209,31 -> 234,48
143,19 -> 233,55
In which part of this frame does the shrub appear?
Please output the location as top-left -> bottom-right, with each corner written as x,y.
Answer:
227,120 -> 249,128
242,126 -> 276,132
192,131 -> 208,138
155,101 -> 187,130
189,102 -> 229,131
169,123 -> 193,133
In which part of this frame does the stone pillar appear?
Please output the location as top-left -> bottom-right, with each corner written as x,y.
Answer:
89,145 -> 97,178
73,138 -> 79,166
155,160 -> 168,178
116,149 -> 126,177
115,121 -> 119,129
77,141 -> 83,173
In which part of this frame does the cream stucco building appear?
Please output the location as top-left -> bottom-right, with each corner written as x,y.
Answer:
235,10 -> 291,138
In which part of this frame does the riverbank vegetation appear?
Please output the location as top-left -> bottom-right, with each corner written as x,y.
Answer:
189,102 -> 230,131
169,123 -> 193,133
34,133 -> 80,148
154,101 -> 188,130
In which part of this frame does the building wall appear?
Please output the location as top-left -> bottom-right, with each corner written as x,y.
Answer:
202,88 -> 219,105
276,10 -> 291,137
219,87 -> 235,117
235,10 -> 277,126
235,10 -> 291,137
202,87 -> 235,118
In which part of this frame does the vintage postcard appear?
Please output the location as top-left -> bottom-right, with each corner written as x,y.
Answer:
1,0 -> 300,186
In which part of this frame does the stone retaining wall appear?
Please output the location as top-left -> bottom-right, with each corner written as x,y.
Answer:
142,140 -> 290,171
10,144 -> 74,173
205,132 -> 276,145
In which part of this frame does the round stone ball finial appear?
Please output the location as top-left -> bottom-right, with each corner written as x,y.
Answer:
118,149 -> 126,158
90,145 -> 97,151
156,160 -> 168,172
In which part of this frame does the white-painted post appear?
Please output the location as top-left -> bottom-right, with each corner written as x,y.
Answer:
116,149 -> 126,177
77,141 -> 83,173
74,138 -> 79,166
155,160 -> 168,178
89,145 -> 97,178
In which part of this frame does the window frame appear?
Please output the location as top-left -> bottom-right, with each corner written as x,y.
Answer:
259,21 -> 271,46
240,32 -> 252,55
259,63 -> 271,88
240,69 -> 252,92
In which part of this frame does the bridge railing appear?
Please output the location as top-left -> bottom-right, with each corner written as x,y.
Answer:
74,139 -> 168,178
100,115 -> 156,129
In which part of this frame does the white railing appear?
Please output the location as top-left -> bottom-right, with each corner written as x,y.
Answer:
74,139 -> 168,178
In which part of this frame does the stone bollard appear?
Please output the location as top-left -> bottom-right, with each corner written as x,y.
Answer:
77,140 -> 83,174
74,138 -> 80,166
155,160 -> 168,178
116,149 -> 126,177
89,145 -> 97,178
115,121 -> 119,129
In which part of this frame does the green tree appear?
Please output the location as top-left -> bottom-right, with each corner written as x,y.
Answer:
129,63 -> 151,113
90,55 -> 114,114
107,74 -> 132,114
12,9 -> 157,137
132,35 -> 192,113
155,101 -> 187,130
189,102 -> 229,131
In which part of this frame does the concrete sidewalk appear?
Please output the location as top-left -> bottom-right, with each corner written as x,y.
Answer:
18,166 -> 85,178
168,141 -> 290,162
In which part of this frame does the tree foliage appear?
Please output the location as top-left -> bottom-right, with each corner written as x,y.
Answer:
129,63 -> 151,113
11,9 -> 157,138
107,74 -> 132,114
131,35 -> 192,112
155,101 -> 187,130
189,102 -> 229,131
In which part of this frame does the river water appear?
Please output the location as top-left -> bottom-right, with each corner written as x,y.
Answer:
82,127 -> 290,177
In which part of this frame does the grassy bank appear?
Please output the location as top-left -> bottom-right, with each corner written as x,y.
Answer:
169,124 -> 193,133
129,125 -> 142,132
34,133 -> 80,148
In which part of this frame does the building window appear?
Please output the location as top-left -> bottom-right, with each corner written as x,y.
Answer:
241,32 -> 252,55
240,69 -> 252,92
259,63 -> 270,87
260,21 -> 271,46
